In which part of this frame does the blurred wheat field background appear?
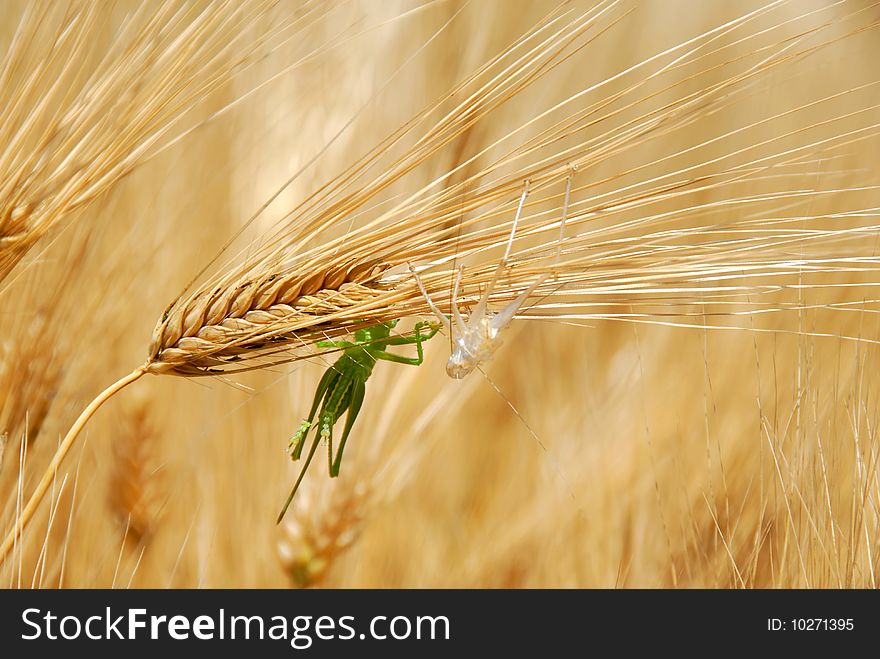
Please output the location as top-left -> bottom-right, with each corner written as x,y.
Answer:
1,0 -> 880,588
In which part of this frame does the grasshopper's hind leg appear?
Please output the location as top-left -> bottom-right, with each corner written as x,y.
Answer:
289,367 -> 338,460
330,379 -> 366,478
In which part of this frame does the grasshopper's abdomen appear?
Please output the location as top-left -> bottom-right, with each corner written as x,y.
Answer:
319,351 -> 373,436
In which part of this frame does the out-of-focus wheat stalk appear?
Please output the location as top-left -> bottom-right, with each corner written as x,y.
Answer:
0,315 -> 62,450
278,478 -> 368,587
108,398 -> 163,546
0,0 -> 329,286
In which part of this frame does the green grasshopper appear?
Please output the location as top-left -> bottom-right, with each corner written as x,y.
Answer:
278,319 -> 440,522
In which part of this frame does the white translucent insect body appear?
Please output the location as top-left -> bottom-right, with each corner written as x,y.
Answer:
411,173 -> 573,379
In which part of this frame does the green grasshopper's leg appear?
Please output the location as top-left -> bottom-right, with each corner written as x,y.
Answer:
290,367 -> 339,460
278,430 -> 323,523
330,379 -> 366,478
378,322 -> 441,366
324,383 -> 357,477
317,340 -> 356,349
383,321 -> 440,346
313,360 -> 358,475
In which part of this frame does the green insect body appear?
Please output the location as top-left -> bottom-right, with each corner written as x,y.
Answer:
278,319 -> 440,522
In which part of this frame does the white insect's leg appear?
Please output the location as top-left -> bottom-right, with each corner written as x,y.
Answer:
503,178 -> 531,263
493,170 -> 574,333
491,273 -> 547,333
471,261 -> 503,324
407,262 -> 451,329
449,265 -> 468,337
473,178 -> 532,321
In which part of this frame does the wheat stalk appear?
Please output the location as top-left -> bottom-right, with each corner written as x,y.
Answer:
3,0 -> 880,567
